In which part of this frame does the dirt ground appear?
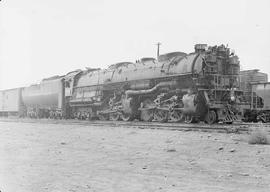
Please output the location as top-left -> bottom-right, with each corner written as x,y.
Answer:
0,121 -> 270,192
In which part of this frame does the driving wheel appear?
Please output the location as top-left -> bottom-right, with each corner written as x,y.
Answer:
109,113 -> 121,121
121,113 -> 134,121
204,110 -> 217,124
169,110 -> 184,122
154,109 -> 168,123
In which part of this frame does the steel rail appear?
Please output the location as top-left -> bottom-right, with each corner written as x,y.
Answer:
1,118 -> 270,134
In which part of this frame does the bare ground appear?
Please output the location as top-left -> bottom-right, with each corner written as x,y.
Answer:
0,121 -> 270,192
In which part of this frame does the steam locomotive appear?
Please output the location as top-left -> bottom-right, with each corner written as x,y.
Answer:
0,44 -> 250,124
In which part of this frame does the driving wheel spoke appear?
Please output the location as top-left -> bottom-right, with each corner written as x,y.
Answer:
169,110 -> 184,122
154,109 -> 168,123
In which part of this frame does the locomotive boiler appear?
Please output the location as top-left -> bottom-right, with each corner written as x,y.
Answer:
67,44 -> 244,124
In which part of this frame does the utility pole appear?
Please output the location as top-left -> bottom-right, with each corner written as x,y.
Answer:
156,42 -> 161,58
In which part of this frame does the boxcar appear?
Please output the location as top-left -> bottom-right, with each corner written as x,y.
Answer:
0,88 -> 23,116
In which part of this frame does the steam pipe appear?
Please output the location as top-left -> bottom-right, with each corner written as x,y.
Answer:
125,81 -> 176,97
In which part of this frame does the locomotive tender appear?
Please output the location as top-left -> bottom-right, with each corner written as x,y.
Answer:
21,76 -> 65,118
0,44 -> 249,124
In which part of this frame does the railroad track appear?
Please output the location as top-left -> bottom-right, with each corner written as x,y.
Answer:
1,118 -> 270,134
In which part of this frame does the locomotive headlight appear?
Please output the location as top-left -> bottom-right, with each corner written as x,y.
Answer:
230,89 -> 236,102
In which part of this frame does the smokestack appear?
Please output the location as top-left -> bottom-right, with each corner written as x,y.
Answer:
156,42 -> 161,58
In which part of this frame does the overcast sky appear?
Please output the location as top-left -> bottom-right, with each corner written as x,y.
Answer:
0,0 -> 270,89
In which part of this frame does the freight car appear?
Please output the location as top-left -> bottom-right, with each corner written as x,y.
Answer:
240,69 -> 268,103
243,82 -> 270,122
0,88 -> 24,117
239,69 -> 269,122
67,44 -> 246,124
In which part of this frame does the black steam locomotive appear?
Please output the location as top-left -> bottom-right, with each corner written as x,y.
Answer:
0,44 -> 253,124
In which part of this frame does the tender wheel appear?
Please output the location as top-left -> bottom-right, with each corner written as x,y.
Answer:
169,110 -> 184,122
109,113 -> 121,121
121,113 -> 134,121
154,109 -> 168,123
205,110 -> 217,124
